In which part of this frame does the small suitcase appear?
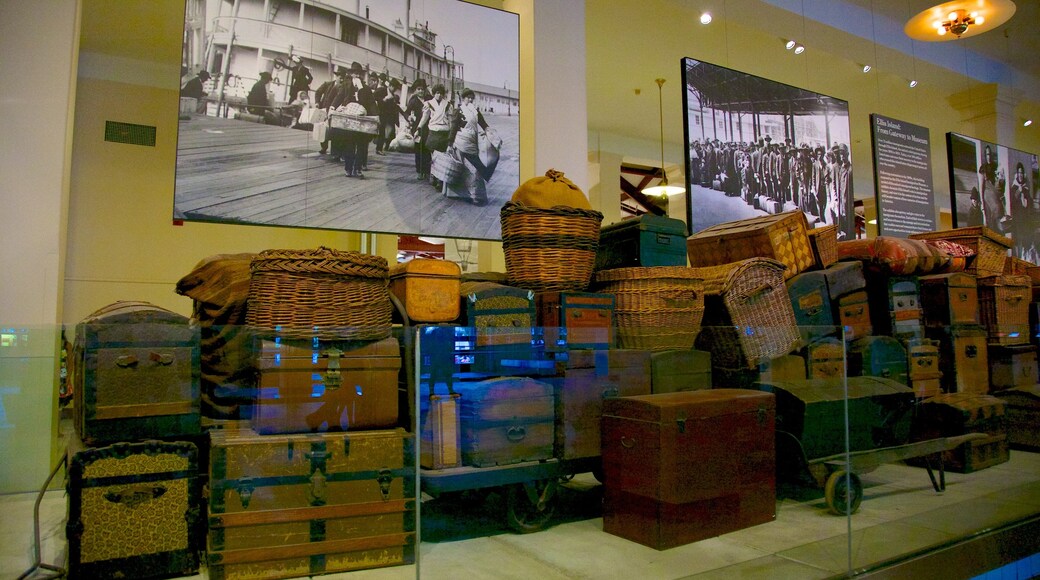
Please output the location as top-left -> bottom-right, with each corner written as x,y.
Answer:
837,290 -> 872,341
455,377 -> 555,467
67,438 -> 201,579
919,272 -> 979,327
686,210 -> 814,280
254,337 -> 401,435
650,349 -> 712,393
601,390 -> 776,550
551,350 -> 651,459
927,324 -> 991,395
595,214 -> 689,270
207,428 -> 415,580
73,301 -> 201,445
389,257 -> 461,323
535,291 -> 614,351
906,338 -> 942,399
420,393 -> 461,469
821,261 -> 866,301
994,385 -> 1040,450
806,338 -> 845,379
910,393 -> 1009,473
978,275 -> 1031,346
987,344 -> 1038,391
866,276 -> 923,340
847,336 -> 909,386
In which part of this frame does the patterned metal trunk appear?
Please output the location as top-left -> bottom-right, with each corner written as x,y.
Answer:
535,291 -> 615,351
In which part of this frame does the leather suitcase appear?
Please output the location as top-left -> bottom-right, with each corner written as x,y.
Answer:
254,337 -> 401,435
207,428 -> 415,580
455,377 -> 554,467
994,385 -> 1040,450
67,438 -> 201,579
420,393 -> 461,469
806,338 -> 845,380
837,290 -> 872,341
650,349 -> 712,394
535,291 -> 614,351
685,210 -> 814,280
389,258 -> 461,323
848,336 -> 909,386
919,272 -> 979,327
927,324 -> 991,395
910,393 -> 1009,473
73,301 -> 201,445
755,377 -> 915,481
786,270 -> 838,342
595,214 -> 688,270
978,275 -> 1031,345
601,389 -> 776,550
551,350 -> 651,460
987,344 -> 1038,391
866,276 -> 923,340
907,338 -> 942,399
458,281 -> 554,376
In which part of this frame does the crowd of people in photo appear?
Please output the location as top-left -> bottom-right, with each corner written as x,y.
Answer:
966,145 -> 1040,263
181,56 -> 498,205
689,136 -> 854,238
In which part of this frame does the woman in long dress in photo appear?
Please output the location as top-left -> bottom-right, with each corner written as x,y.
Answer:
448,88 -> 492,206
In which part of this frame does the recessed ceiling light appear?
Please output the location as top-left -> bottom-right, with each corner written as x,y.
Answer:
909,79 -> 918,88
785,39 -> 796,50
700,12 -> 712,24
794,44 -> 805,54
1026,119 -> 1034,127
862,64 -> 872,73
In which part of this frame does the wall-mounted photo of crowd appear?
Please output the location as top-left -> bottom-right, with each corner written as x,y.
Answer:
948,132 -> 1040,262
681,58 -> 854,240
175,0 -> 519,241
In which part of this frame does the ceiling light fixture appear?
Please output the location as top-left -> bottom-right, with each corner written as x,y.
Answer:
1025,119 -> 1034,127
700,12 -> 712,24
936,9 -> 981,36
862,64 -> 872,73
794,44 -> 805,54
905,0 -> 1016,42
785,39 -> 796,50
642,78 -> 686,198
909,79 -> 918,88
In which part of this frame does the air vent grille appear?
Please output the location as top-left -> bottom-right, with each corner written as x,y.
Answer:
104,121 -> 156,147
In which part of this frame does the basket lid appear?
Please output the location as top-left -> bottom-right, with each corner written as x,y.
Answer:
593,265 -> 701,284
251,246 -> 388,279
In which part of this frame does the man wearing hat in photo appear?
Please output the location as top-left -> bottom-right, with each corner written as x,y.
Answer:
246,71 -> 273,118
288,55 -> 312,102
405,78 -> 429,179
315,66 -> 351,157
180,69 -> 210,113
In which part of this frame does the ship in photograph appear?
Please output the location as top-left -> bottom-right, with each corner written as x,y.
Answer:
177,0 -> 520,241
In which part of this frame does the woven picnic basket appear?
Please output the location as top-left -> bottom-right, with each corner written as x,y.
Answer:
246,246 -> 392,340
808,224 -> 838,269
592,266 -> 704,351
692,258 -> 801,368
501,201 -> 603,292
909,226 -> 1011,277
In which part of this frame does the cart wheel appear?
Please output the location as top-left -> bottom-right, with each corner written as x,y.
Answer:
505,480 -> 557,533
824,470 -> 863,515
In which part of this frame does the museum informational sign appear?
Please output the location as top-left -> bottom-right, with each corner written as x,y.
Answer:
870,114 -> 936,238
681,57 -> 853,240
948,132 -> 1040,260
175,0 -> 520,241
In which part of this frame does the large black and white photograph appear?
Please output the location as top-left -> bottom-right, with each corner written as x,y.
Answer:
176,0 -> 520,240
948,132 -> 1040,261
681,58 -> 853,239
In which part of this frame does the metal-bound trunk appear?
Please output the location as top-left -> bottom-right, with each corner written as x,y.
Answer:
786,270 -> 838,342
909,392 -> 1009,473
806,338 -> 845,380
207,428 -> 415,580
927,324 -> 990,395
457,281 -> 552,376
73,301 -> 201,445
66,439 -> 201,579
595,214 -> 689,270
455,377 -> 554,467
535,291 -> 615,351
254,337 -> 401,435
906,338 -> 942,399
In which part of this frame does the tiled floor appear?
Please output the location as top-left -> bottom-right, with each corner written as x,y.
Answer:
4,452 -> 1039,579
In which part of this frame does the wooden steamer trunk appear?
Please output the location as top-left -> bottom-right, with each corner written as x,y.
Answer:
535,291 -> 614,352
837,290 -> 872,341
650,349 -> 712,394
692,258 -> 801,370
455,377 -> 555,467
207,428 -> 415,580
73,301 -> 201,445
927,325 -> 990,395
550,350 -> 651,460
419,392 -> 461,470
910,393 -> 1009,473
67,439 -> 201,579
987,344 -> 1039,391
254,337 -> 401,435
457,281 -> 552,376
685,210 -> 815,280
601,390 -> 776,550
994,385 -> 1040,450
978,275 -> 1031,346
389,258 -> 461,323
847,335 -> 909,386
595,214 -> 689,269
906,338 -> 942,399
806,338 -> 845,380
919,272 -> 979,327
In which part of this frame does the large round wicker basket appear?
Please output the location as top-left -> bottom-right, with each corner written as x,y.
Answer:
246,246 -> 392,340
500,202 -> 603,292
593,266 -> 704,352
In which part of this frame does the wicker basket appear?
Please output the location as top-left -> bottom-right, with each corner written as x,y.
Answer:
808,224 -> 838,269
501,202 -> 603,292
691,258 -> 801,368
593,266 -> 704,352
978,274 -> 1031,346
431,149 -> 465,185
908,226 -> 1012,277
246,246 -> 391,340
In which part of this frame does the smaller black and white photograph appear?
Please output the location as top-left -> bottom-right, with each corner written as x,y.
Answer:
176,0 -> 520,240
681,57 -> 854,239
948,132 -> 1040,261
